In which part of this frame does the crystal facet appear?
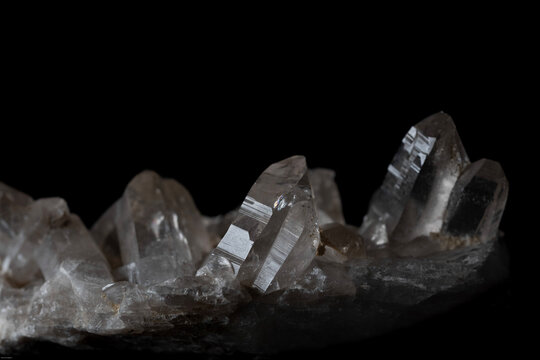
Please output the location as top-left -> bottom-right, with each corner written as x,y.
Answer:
359,112 -> 470,247
0,113 -> 510,355
309,168 -> 345,226
199,156 -> 320,294
94,171 -> 212,285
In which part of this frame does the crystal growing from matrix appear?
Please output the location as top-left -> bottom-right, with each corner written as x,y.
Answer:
93,170 -> 212,285
199,155 -> 320,294
359,112 -> 470,247
0,112 -> 510,355
442,159 -> 508,243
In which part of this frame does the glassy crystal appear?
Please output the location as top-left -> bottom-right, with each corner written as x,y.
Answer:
199,156 -> 320,294
0,183 -> 39,286
442,159 -> 508,243
91,200 -> 123,269
359,112 -> 470,247
102,171 -> 212,285
203,209 -> 238,248
309,169 -> 345,226
0,117 -> 510,355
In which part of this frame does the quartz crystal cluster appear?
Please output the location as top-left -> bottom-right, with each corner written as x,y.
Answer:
0,112 -> 508,355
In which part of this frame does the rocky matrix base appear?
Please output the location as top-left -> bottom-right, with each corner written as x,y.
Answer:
0,112 -> 509,355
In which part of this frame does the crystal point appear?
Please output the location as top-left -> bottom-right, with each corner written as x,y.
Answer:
200,155 -> 320,294
102,171 -> 212,285
309,168 -> 345,226
359,112 -> 470,247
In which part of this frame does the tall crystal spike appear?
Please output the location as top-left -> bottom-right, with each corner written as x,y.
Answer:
359,112 -> 470,247
115,171 -> 212,285
198,156 -> 320,294
442,159 -> 508,242
309,169 -> 345,226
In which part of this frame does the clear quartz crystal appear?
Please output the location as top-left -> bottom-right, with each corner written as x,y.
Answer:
359,112 -> 470,247
0,183 -> 40,286
100,171 -> 212,285
441,159 -> 508,243
198,156 -> 320,294
0,117 -> 511,353
309,169 -> 345,226
91,200 -> 123,269
3,198 -> 117,340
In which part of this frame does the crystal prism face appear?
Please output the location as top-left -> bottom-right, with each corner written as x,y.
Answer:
309,169 -> 345,226
0,183 -> 38,285
200,156 -> 320,294
0,113 -> 511,354
359,112 -> 470,247
27,198 -> 112,283
97,171 -> 212,285
442,159 -> 508,243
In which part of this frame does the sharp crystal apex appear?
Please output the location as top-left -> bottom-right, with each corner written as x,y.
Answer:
0,113 -> 509,354
199,155 -> 320,294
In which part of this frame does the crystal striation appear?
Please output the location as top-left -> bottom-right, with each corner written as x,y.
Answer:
0,112 -> 509,355
199,155 -> 320,294
359,112 -> 470,248
93,170 -> 212,285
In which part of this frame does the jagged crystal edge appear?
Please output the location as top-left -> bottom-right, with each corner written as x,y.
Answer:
0,112 -> 509,353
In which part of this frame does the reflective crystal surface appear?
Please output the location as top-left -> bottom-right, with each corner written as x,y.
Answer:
359,112 -> 470,247
442,159 -> 508,243
309,169 -> 345,226
0,183 -> 38,285
199,156 -> 320,294
94,171 -> 212,285
0,113 -> 510,355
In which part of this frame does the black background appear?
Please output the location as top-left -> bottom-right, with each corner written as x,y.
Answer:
1,20 -> 529,358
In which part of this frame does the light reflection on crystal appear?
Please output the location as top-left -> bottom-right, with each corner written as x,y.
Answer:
0,112 -> 510,354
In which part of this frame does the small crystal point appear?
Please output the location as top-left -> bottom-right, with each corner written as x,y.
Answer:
359,112 -> 470,247
199,155 -> 320,294
441,159 -> 508,243
111,170 -> 212,285
309,169 -> 345,226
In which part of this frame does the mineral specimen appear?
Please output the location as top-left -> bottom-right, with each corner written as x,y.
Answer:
0,112 -> 509,355
359,112 -> 471,247
199,155 -> 320,294
93,170 -> 213,285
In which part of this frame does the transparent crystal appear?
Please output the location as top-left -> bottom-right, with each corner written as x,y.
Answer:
96,171 -> 212,285
0,117 -> 510,354
309,168 -> 345,226
442,159 -> 508,243
359,112 -> 470,247
199,156 -> 320,294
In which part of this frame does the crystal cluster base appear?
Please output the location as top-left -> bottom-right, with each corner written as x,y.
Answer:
0,112 -> 509,354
